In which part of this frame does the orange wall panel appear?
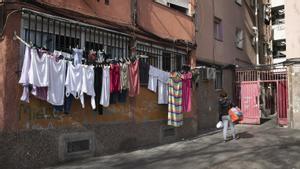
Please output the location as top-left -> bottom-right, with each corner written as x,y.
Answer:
38,0 -> 132,25
137,0 -> 195,42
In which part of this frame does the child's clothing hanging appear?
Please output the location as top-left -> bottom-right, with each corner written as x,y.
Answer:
120,62 -> 129,90
72,48 -> 83,66
168,72 -> 183,127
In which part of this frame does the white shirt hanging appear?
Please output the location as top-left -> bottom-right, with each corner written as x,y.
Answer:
47,58 -> 67,106
73,48 -> 83,66
28,48 -> 49,87
158,70 -> 169,104
19,46 -> 31,103
148,65 -> 159,92
65,61 -> 83,99
100,65 -> 110,107
81,65 -> 96,109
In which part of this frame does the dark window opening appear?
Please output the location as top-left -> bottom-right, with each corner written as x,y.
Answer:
67,140 -> 90,153
215,70 -> 222,90
0,5 -> 4,34
175,54 -> 182,71
162,52 -> 171,71
214,17 -> 223,41
55,35 -> 80,52
167,3 -> 188,14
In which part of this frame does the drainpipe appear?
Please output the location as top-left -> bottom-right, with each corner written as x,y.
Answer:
255,0 -> 259,65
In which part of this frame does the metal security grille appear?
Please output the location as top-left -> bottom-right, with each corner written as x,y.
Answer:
235,68 -> 288,125
67,139 -> 90,153
21,8 -> 131,59
136,42 -> 186,71
236,68 -> 287,82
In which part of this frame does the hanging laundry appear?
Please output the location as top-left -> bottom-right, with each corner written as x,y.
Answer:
120,62 -> 129,90
97,50 -> 105,63
19,46 -> 31,103
72,48 -> 83,66
100,65 -> 110,107
110,63 -> 121,93
47,57 -> 66,106
28,48 -> 50,87
168,72 -> 183,127
181,72 -> 192,112
65,61 -> 83,103
139,60 -> 150,84
31,86 -> 48,101
148,66 -> 159,93
158,70 -> 169,104
94,66 -> 103,114
81,65 -> 96,109
88,50 -> 97,62
128,59 -> 140,97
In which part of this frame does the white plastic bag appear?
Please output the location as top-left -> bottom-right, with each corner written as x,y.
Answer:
216,121 -> 223,129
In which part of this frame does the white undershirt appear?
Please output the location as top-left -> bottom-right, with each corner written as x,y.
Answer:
100,65 -> 110,107
47,58 -> 66,106
65,61 -> 83,99
81,65 -> 96,109
28,48 -> 49,87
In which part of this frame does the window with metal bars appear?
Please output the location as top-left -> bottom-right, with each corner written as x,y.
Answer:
21,9 -> 131,60
136,42 -> 186,72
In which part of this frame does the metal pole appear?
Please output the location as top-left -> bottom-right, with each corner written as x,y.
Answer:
255,0 -> 259,65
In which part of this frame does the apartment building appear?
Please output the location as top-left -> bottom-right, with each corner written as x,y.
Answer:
271,0 -> 286,64
193,0 -> 274,129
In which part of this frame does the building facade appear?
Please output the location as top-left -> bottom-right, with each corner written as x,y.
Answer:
0,0 -> 196,168
271,0 -> 286,64
193,0 -> 262,130
285,0 -> 300,129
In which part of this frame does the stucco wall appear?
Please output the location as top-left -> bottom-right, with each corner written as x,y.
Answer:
285,0 -> 300,59
196,0 -> 254,66
137,0 -> 195,42
38,0 -> 132,26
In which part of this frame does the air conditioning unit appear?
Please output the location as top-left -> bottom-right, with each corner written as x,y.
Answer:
206,68 -> 216,80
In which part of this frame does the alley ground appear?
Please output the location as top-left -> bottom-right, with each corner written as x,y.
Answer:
46,120 -> 300,169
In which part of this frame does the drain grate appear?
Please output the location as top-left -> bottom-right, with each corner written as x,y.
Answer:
67,139 -> 90,153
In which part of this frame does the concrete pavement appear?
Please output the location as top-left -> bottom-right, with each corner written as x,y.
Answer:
46,120 -> 300,169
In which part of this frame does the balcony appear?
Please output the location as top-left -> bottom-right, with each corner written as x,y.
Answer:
271,0 -> 284,8
272,24 -> 285,40
137,0 -> 195,42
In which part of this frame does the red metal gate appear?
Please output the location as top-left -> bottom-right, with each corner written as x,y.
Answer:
277,80 -> 288,125
236,68 -> 288,125
240,82 -> 260,124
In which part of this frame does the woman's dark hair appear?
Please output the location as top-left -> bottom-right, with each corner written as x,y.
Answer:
220,90 -> 227,98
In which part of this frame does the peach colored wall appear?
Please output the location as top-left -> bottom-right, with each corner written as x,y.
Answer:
137,0 -> 195,42
196,0 -> 255,66
38,0 -> 132,26
285,0 -> 300,59
0,13 -> 22,131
